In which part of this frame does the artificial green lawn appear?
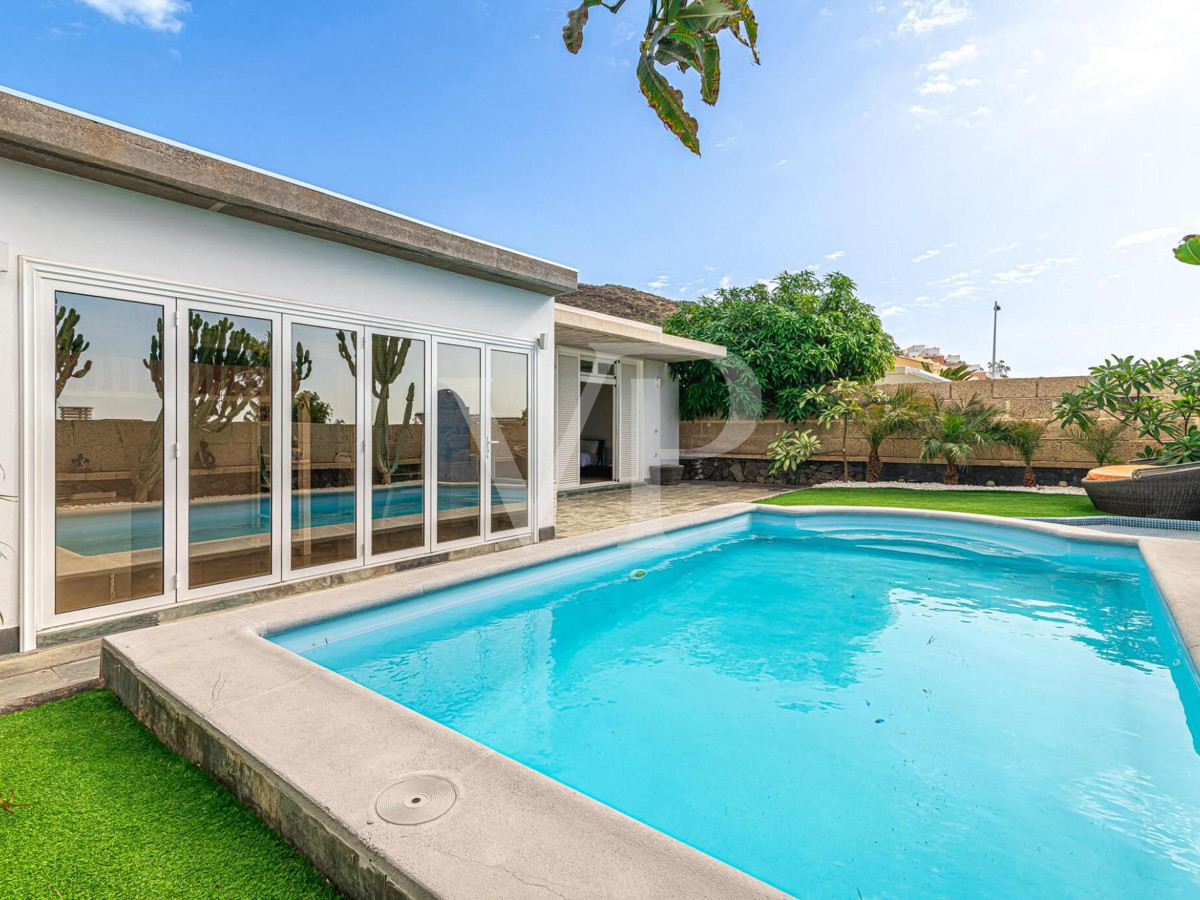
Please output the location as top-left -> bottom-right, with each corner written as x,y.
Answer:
0,690 -> 340,899
758,487 -> 1103,518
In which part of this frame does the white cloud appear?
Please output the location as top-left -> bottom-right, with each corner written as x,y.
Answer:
775,158 -> 790,167
987,242 -> 1018,253
78,0 -> 190,31
923,43 -> 980,71
926,269 -> 980,286
911,248 -> 941,263
1114,226 -> 1181,249
909,104 -> 939,119
647,274 -> 670,290
990,256 -> 1078,286
824,250 -> 846,260
897,0 -> 971,36
918,75 -> 957,95
879,305 -> 907,317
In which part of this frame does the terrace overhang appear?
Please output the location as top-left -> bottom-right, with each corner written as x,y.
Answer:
554,303 -> 726,362
0,88 -> 578,296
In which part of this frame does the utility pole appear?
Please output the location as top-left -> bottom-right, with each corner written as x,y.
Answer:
990,302 -> 1001,379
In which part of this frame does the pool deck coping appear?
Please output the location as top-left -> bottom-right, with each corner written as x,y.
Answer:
101,504 -> 1200,899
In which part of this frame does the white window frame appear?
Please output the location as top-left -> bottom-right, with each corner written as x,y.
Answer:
20,258 -> 538,648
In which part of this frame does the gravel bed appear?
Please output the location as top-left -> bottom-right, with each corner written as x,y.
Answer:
810,480 -> 1087,495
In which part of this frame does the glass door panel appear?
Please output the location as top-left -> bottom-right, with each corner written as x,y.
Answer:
370,334 -> 426,555
436,343 -> 482,543
187,310 -> 274,589
488,349 -> 530,535
290,323 -> 358,570
54,291 -> 167,613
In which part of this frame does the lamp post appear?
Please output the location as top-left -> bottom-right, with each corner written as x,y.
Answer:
990,302 -> 1001,379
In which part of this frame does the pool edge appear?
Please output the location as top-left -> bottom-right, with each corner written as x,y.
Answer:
100,504 -> 1200,899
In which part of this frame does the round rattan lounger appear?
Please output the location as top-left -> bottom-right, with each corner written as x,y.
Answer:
1082,461 -> 1200,520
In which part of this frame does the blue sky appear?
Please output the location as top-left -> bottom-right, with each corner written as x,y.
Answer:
3,0 -> 1197,376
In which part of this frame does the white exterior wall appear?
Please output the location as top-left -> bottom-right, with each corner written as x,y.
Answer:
0,158 -> 558,640
638,360 -> 682,475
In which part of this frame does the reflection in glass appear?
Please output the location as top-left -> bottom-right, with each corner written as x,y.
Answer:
489,350 -> 530,533
54,292 -> 165,613
370,335 -> 426,555
187,311 -> 273,588
291,325 -> 358,569
436,344 -> 481,543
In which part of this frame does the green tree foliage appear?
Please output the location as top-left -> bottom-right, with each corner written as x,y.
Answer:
1053,354 -> 1200,463
804,379 -> 886,481
918,395 -> 1005,485
563,0 -> 759,154
1175,235 -> 1200,265
663,271 -> 898,424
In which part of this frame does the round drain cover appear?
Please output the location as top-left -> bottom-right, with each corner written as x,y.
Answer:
375,776 -> 456,825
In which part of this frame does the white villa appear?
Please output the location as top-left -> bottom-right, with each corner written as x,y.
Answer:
0,88 -> 722,654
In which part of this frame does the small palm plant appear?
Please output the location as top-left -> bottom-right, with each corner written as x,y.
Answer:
919,395 -> 1005,485
999,420 -> 1048,488
766,429 -> 822,479
856,386 -> 930,482
1064,421 -> 1127,466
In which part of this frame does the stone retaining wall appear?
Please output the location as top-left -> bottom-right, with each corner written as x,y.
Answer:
679,376 -> 1132,482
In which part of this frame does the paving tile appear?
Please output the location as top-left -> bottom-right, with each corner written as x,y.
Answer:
555,481 -> 779,538
0,669 -> 64,709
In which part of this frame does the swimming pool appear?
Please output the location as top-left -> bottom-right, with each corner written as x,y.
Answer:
273,512 -> 1200,898
55,483 -> 524,556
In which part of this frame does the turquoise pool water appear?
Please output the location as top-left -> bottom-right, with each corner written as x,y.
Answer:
274,512 -> 1200,898
56,484 -> 523,556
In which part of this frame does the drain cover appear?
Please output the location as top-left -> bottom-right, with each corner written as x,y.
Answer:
375,776 -> 456,825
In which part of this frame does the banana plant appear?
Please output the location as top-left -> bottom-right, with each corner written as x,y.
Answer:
563,0 -> 759,154
1176,235 -> 1200,266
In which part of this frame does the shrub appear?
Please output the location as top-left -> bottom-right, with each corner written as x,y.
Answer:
1054,354 -> 1200,463
766,429 -> 822,477
664,271 -> 897,424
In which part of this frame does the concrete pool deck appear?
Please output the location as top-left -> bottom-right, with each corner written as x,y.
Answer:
100,504 -> 1200,899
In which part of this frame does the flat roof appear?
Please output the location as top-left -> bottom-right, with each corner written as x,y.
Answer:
555,303 -> 726,362
0,87 -> 577,296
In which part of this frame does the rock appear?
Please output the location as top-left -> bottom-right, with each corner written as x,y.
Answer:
1058,481 -> 1068,487
986,480 -> 996,487
729,462 -> 745,482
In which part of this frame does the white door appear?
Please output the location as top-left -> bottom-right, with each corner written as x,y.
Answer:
616,360 -> 640,483
556,351 -> 581,489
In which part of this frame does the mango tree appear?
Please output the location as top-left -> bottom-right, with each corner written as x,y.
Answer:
563,0 -> 759,154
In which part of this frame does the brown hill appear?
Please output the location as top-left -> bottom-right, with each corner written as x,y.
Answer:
557,283 -> 684,326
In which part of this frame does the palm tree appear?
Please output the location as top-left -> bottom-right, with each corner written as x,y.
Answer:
999,420 -> 1047,488
856,386 -> 930,482
939,363 -> 977,381
1065,421 -> 1126,466
919,395 -> 1005,485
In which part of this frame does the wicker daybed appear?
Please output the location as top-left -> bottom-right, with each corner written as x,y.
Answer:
1082,461 -> 1200,520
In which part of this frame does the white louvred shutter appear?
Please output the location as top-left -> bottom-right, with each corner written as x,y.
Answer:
617,361 -> 639,483
556,352 -> 580,488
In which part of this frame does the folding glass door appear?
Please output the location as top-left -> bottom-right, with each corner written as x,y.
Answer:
47,279 -> 533,627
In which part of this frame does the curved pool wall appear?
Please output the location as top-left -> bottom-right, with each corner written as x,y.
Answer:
272,511 -> 1200,899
